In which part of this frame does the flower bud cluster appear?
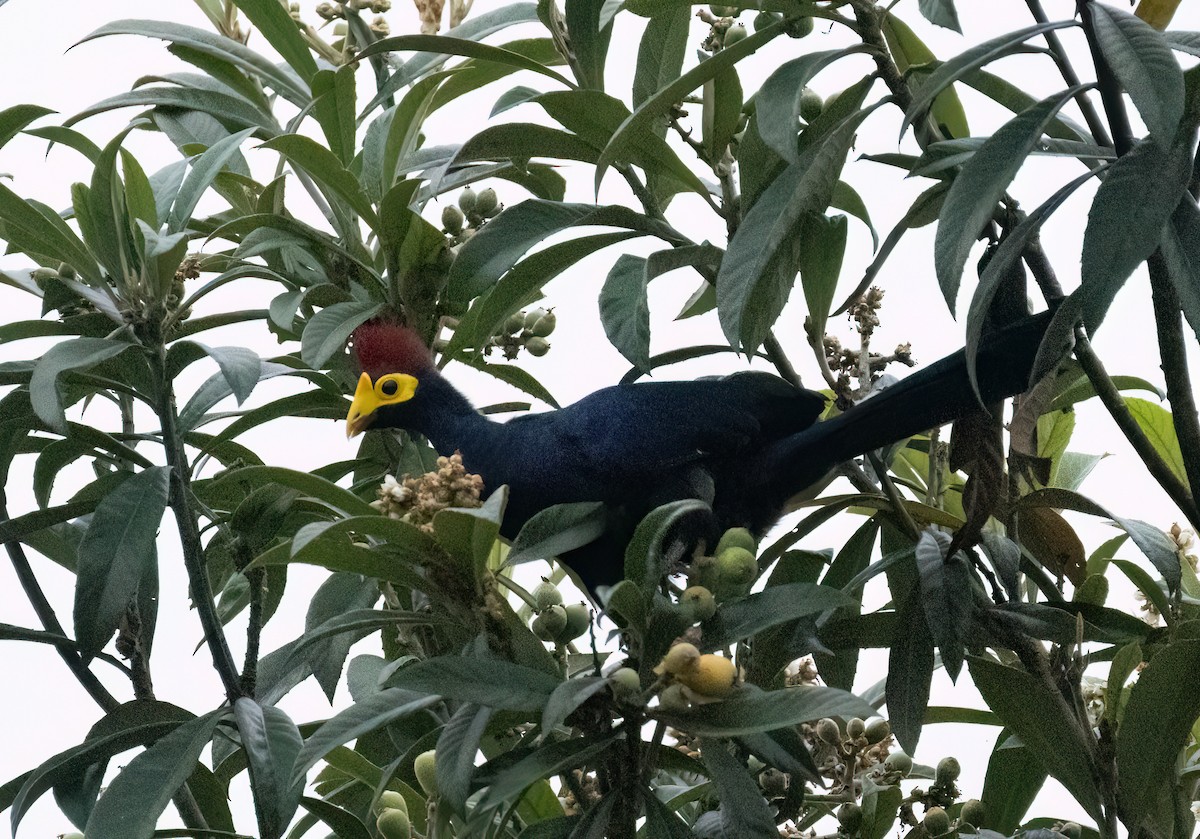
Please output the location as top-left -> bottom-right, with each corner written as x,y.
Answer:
370,453 -> 483,530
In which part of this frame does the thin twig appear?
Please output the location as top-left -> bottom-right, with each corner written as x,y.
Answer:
1025,0 -> 1113,148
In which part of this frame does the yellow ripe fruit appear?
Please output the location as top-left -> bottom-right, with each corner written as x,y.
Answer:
413,749 -> 438,798
377,807 -> 412,839
677,654 -> 737,698
655,642 -> 701,677
376,790 -> 407,813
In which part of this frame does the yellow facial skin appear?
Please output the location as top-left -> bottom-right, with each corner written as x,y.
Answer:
346,372 -> 419,437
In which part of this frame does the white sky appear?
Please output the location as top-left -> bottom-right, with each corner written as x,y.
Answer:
1,0 -> 1198,836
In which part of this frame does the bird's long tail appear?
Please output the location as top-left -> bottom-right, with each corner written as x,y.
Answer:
762,310 -> 1055,504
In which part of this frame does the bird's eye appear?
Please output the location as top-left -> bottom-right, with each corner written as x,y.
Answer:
380,379 -> 399,397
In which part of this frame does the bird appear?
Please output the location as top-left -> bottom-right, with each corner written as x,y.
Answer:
344,312 -> 1052,594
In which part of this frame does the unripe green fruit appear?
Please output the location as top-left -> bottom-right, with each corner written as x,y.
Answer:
723,23 -> 747,47
885,751 -> 913,776
333,20 -> 349,36
58,262 -> 76,279
377,807 -> 412,839
530,310 -> 557,337
441,204 -> 464,235
846,717 -> 865,739
816,717 -> 841,745
864,717 -> 891,744
475,187 -> 499,217
784,14 -> 814,38
59,834 -> 85,839
717,546 -> 757,588
935,756 -> 961,785
923,807 -> 951,836
1059,822 -> 1082,839
560,602 -> 591,641
658,682 -> 690,711
1074,573 -> 1109,607
458,186 -> 477,214
523,307 -> 546,330
376,790 -> 407,813
758,767 -> 789,797
532,580 -> 563,610
609,666 -> 641,696
533,604 -> 568,640
505,312 -> 526,334
959,799 -> 986,829
709,4 -> 738,15
716,527 -> 756,555
413,749 -> 438,797
753,10 -> 781,31
838,802 -> 863,832
525,336 -> 550,357
799,87 -> 824,122
679,585 -> 717,622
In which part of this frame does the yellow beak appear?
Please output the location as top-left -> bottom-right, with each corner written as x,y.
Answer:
346,372 -> 378,438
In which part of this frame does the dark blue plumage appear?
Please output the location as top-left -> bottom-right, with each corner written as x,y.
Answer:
347,312 -> 1050,592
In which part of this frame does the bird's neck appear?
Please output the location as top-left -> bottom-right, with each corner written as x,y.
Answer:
411,371 -> 500,456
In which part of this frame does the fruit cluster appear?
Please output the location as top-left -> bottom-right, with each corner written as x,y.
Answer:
529,580 -> 591,646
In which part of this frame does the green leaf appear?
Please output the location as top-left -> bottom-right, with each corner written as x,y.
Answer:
507,502 -> 608,566
968,656 -> 1105,824
632,6 -> 689,108
702,66 -> 742,162
451,123 -> 600,168
0,104 -> 54,150
1116,641 -> 1200,833
8,701 -> 195,836
67,86 -> 278,137
565,0 -> 613,90
462,356 -> 561,408
85,710 -> 227,839
431,489 -> 506,577
916,530 -> 972,681
387,656 -> 561,710
445,230 -> 637,359
860,778 -> 903,839
82,19 -> 309,103
881,11 -> 969,139
474,735 -> 613,813
0,181 -> 103,284
755,48 -> 869,162
262,134 -> 380,228
173,342 -> 262,406
595,15 -> 785,190
887,587 -> 934,754
230,0 -> 318,81
981,730 -> 1046,834
798,213 -> 847,342
311,65 -> 358,165
1106,641 -> 1143,723
717,105 -> 879,353
934,85 -> 1090,311
234,699 -> 303,839
1090,3 -> 1184,143
290,689 -> 441,787
73,466 -> 170,661
306,573 -> 380,701
167,126 -> 257,233
1080,136 -> 1193,332
211,466 -> 379,518
918,0 -> 961,32
298,797 -> 371,839
655,683 -> 875,737
1125,397 -> 1187,486
700,582 -> 857,651
699,738 -> 776,836
898,19 -> 1075,139
301,300 -> 384,369
446,199 -> 681,303
358,33 -> 573,91
437,703 -> 493,815
965,166 -> 1099,399
623,499 -> 710,596
599,254 -> 653,371
541,677 -> 609,740
1161,198 -> 1200,346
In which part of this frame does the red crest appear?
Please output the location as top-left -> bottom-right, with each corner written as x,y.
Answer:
350,319 -> 434,378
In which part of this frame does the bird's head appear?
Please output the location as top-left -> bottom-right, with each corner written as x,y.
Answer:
345,320 -> 435,438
